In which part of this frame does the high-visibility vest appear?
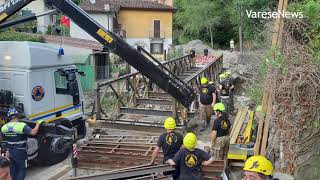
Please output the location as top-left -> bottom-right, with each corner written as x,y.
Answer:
1,122 -> 28,150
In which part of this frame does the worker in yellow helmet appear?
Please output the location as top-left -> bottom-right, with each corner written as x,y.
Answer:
210,103 -> 231,160
198,77 -> 217,131
219,73 -> 226,81
167,133 -> 214,180
151,117 -> 183,180
218,71 -> 235,114
243,155 -> 274,180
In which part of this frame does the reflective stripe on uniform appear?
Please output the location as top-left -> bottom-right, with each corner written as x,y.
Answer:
7,140 -> 27,145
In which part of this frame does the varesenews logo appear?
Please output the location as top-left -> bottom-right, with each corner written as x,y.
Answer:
246,10 -> 304,19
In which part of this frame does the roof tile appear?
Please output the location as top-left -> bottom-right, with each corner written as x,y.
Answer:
80,0 -> 175,13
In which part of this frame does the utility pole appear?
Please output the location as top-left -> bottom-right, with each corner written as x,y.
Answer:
272,0 -> 288,47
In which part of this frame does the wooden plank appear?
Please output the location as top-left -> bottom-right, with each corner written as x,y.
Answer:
230,107 -> 249,144
243,111 -> 254,144
272,0 -> 284,47
253,88 -> 270,155
253,118 -> 263,155
260,88 -> 273,155
239,111 -> 251,137
230,108 -> 244,138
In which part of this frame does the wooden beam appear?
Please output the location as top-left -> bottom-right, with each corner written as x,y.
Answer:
272,0 -> 285,47
253,87 -> 270,155
260,88 -> 273,155
230,107 -> 249,144
277,0 -> 288,48
230,108 -> 244,137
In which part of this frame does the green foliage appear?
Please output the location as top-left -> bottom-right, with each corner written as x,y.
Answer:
0,31 -> 44,42
289,0 -> 320,63
72,0 -> 83,5
47,25 -> 52,35
101,94 -> 117,111
174,0 -> 223,46
167,46 -> 183,60
246,48 -> 285,104
173,0 -> 276,47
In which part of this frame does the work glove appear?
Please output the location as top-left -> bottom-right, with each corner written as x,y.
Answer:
37,120 -> 46,124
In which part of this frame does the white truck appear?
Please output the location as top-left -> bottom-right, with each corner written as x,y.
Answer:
0,41 -> 86,165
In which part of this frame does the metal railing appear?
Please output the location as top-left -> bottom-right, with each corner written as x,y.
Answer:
93,54 -> 193,120
91,54 -> 223,123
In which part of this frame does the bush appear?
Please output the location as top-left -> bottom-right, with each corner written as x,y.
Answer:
0,31 -> 44,42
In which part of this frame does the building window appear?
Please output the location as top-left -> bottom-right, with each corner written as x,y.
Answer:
50,15 -> 57,25
153,20 -> 160,38
150,43 -> 163,54
95,53 -> 110,80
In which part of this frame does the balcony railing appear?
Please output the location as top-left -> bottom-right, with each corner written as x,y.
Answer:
149,30 -> 165,40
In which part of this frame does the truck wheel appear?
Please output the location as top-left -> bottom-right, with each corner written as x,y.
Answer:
37,136 -> 71,166
27,138 -> 40,165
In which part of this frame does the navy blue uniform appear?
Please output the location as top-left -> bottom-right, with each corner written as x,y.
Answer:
1,122 -> 32,180
157,132 -> 183,180
199,85 -> 216,105
172,148 -> 210,180
212,115 -> 231,137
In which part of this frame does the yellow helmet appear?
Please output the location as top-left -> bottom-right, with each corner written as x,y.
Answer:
225,71 -> 231,77
164,117 -> 176,130
200,77 -> 208,85
243,156 -> 273,176
219,74 -> 226,80
183,133 -> 197,150
213,103 -> 226,111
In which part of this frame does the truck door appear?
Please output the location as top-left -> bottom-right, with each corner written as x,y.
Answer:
53,69 -> 82,121
29,70 -> 55,121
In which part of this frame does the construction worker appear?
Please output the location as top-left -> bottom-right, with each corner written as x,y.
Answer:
243,155 -> 273,180
199,77 -> 217,131
151,117 -> 183,180
0,156 -> 11,180
218,71 -> 235,114
1,109 -> 44,180
167,133 -> 214,180
211,103 -> 231,160
230,39 -> 235,52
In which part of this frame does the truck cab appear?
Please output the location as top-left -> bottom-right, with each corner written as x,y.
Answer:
0,41 -> 86,164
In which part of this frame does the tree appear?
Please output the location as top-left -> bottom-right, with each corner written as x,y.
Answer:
174,0 -> 222,47
173,0 -> 275,47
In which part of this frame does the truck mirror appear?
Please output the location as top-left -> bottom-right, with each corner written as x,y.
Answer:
78,72 -> 85,76
67,82 -> 78,96
57,69 -> 66,76
66,73 -> 76,81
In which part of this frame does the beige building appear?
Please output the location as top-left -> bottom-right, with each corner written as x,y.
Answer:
71,0 -> 175,55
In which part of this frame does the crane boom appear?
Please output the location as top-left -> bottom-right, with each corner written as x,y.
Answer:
0,0 -> 196,107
